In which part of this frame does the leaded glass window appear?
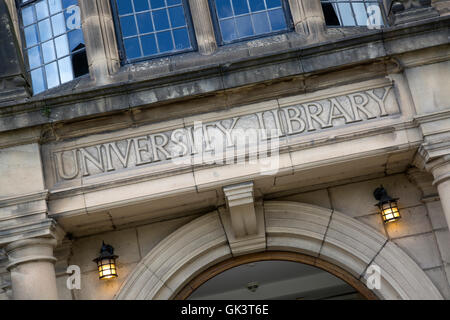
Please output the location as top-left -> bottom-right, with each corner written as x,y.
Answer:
19,0 -> 89,94
321,0 -> 385,27
112,0 -> 196,62
210,0 -> 291,44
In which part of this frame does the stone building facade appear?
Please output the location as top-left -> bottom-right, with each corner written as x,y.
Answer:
0,0 -> 449,300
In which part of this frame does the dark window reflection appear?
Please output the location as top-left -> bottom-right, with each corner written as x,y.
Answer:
321,3 -> 340,26
20,0 -> 89,95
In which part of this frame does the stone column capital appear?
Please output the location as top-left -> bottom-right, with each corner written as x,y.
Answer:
413,143 -> 450,173
5,238 -> 57,271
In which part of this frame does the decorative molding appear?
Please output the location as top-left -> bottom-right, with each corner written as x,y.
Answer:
223,182 -> 258,238
219,183 -> 266,255
115,201 -> 443,300
0,190 -> 48,208
48,85 -> 396,183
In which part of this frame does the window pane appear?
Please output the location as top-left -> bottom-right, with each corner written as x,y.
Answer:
48,0 -> 63,14
45,62 -> 60,89
62,0 -> 77,9
68,28 -> 85,52
216,0 -> 233,18
24,25 -> 39,47
51,13 -> 66,36
150,0 -> 165,9
124,37 -> 141,59
248,0 -> 265,11
27,46 -> 42,69
173,27 -> 190,49
252,12 -> 270,34
167,0 -> 181,5
36,0 -> 49,20
168,6 -> 186,28
117,0 -> 133,14
338,2 -> 356,26
133,0 -> 150,12
141,33 -> 158,55
58,56 -> 74,83
235,15 -> 253,38
232,0 -> 249,15
30,68 -> 45,94
268,8 -> 287,30
266,0 -> 281,9
153,9 -> 170,31
120,15 -> 138,37
42,40 -> 56,63
353,3 -> 367,25
220,19 -> 237,42
22,6 -> 35,26
38,19 -> 52,42
55,34 -> 69,57
137,12 -> 154,33
156,31 -> 173,52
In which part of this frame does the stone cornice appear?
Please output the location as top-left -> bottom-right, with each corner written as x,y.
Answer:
413,109 -> 450,125
0,190 -> 48,208
0,17 -> 448,135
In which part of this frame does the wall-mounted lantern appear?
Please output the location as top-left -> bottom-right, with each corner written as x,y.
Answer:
374,186 -> 401,223
93,242 -> 118,280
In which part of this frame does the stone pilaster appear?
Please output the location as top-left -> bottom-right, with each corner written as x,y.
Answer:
287,0 -> 326,41
0,0 -> 30,105
5,238 -> 58,300
188,0 -> 217,55
415,153 -> 450,233
78,0 -> 120,85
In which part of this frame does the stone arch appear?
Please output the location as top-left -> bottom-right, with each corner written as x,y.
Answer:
115,201 -> 443,300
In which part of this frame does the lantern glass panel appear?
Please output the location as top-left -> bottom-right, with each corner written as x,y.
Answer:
97,257 -> 118,279
381,201 -> 400,223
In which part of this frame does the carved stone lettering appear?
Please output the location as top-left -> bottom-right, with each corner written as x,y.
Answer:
52,86 -> 396,180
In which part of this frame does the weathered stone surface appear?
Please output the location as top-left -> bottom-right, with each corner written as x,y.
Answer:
0,0 -> 29,104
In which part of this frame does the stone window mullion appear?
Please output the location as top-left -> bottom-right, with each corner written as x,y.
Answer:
287,0 -> 326,40
78,0 -> 120,85
188,0 -> 217,55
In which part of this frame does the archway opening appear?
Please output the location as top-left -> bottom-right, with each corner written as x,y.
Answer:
175,251 -> 377,300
